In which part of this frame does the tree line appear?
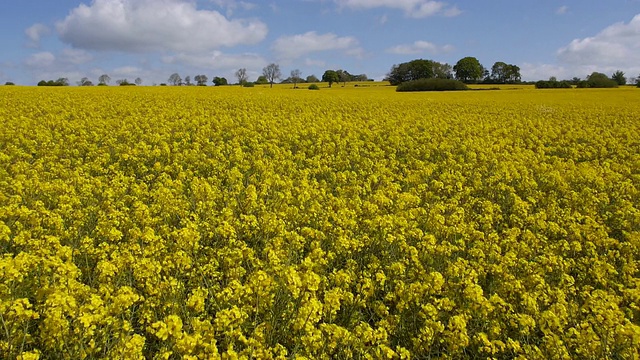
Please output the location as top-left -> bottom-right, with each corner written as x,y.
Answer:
19,59 -> 640,88
535,71 -> 631,88
385,57 -> 521,85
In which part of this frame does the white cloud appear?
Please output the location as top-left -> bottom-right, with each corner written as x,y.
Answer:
443,6 -> 461,17
556,6 -> 568,15
335,0 -> 461,18
557,14 -> 640,69
162,51 -> 266,70
25,24 -> 50,47
386,40 -> 454,55
518,14 -> 640,81
520,63 -> 570,81
61,49 -> 93,65
112,66 -> 142,77
26,52 -> 56,68
56,0 -> 268,53
211,0 -> 257,16
272,31 -> 362,59
304,58 -> 326,68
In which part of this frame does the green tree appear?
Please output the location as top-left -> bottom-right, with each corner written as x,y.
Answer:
336,69 -> 351,86
352,74 -> 369,81
306,74 -> 319,83
611,70 -> 626,85
453,57 -> 484,83
577,72 -> 618,88
490,62 -> 521,83
263,63 -> 281,88
432,62 -> 453,79
116,79 -> 134,86
386,59 -> 435,85
213,76 -> 228,86
322,70 -> 339,87
255,75 -> 269,84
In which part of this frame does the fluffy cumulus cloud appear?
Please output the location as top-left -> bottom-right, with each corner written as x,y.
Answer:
25,23 -> 50,47
519,63 -> 570,82
557,14 -> 640,69
519,14 -> 640,81
26,52 -> 56,68
56,0 -> 268,53
61,49 -> 93,65
272,31 -> 362,59
386,40 -> 454,55
335,0 -> 460,18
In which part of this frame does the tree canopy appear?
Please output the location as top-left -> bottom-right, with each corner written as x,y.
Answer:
263,63 -> 281,88
490,62 -> 521,83
611,70 -> 626,86
454,57 -> 484,83
322,70 -> 339,87
212,77 -> 228,86
577,72 -> 619,88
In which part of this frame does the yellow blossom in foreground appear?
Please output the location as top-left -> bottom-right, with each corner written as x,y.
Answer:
0,84 -> 639,358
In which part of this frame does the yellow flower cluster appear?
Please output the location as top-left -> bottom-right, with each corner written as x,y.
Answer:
1,85 -> 639,359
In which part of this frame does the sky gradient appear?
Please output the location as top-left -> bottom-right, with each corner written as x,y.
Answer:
1,0 -> 640,85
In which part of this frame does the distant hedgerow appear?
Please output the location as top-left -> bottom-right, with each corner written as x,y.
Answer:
535,80 -> 572,89
396,78 -> 468,92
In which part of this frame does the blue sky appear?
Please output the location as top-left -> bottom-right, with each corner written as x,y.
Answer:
1,0 -> 640,85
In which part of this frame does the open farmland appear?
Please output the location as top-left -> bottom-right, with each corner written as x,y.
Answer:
1,85 -> 639,359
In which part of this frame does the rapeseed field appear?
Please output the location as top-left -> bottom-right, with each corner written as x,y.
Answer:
1,85 -> 639,359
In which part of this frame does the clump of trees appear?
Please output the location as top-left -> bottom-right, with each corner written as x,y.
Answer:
4,82 -> 15,85
489,62 -> 521,83
37,78 -> 69,86
212,77 -> 228,86
194,75 -> 208,86
116,79 -> 136,86
535,78 -> 572,89
255,76 -> 269,85
387,58 -> 521,86
168,73 -> 182,86
321,69 -> 367,87
611,70 -> 626,86
78,77 -> 94,86
386,59 -> 452,85
577,72 -> 618,88
396,78 -> 468,92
